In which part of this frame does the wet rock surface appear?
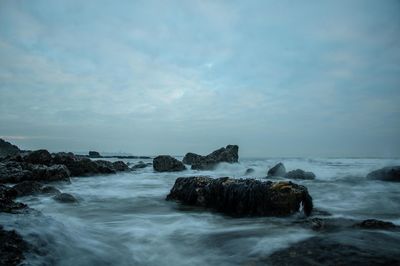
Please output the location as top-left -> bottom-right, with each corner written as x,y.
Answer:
0,138 -> 20,159
367,166 -> 400,182
166,177 -> 313,217
267,162 -> 286,177
183,145 -> 239,170
53,193 -> 77,203
285,169 -> 316,180
153,155 -> 186,172
0,225 -> 29,266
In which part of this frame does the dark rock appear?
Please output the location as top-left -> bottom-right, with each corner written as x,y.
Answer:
183,145 -> 239,170
41,186 -> 61,195
263,231 -> 400,266
0,138 -> 20,159
0,161 -> 31,183
354,219 -> 397,230
367,166 -> 400,182
0,185 -> 28,213
267,162 -> 286,177
53,193 -> 77,203
131,161 -> 151,170
285,169 -> 316,180
166,177 -> 313,217
88,151 -> 102,158
112,161 -> 130,171
29,164 -> 71,182
24,149 -> 52,166
12,181 -> 43,197
93,160 -> 116,174
0,226 -> 29,266
153,156 -> 186,172
245,168 -> 255,175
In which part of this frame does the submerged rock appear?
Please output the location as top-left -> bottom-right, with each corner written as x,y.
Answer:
244,168 -> 255,175
131,161 -> 151,170
267,162 -> 286,177
0,226 -> 29,266
53,193 -> 77,203
183,145 -> 239,170
354,219 -> 397,230
153,156 -> 186,172
0,138 -> 20,159
367,166 -> 400,182
166,177 -> 313,217
41,186 -> 61,195
285,169 -> 316,180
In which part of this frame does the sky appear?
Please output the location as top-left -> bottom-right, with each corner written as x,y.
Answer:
0,0 -> 399,157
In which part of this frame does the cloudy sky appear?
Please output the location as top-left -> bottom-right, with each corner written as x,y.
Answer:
0,0 -> 399,157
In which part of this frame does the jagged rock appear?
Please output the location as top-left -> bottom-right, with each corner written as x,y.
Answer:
0,138 -> 20,159
267,162 -> 286,177
88,151 -> 101,158
11,181 -> 43,197
112,161 -> 130,171
354,219 -> 397,230
153,156 -> 186,172
285,169 -> 316,180
0,226 -> 29,266
24,149 -> 52,166
166,177 -> 313,217
367,166 -> 400,182
0,161 -> 31,183
245,168 -> 255,175
41,186 -> 61,195
53,193 -> 77,203
183,145 -> 239,170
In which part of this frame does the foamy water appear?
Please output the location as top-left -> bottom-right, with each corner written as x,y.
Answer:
1,157 -> 400,265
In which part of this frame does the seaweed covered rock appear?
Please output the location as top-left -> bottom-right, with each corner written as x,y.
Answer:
183,145 -> 239,170
166,177 -> 313,217
367,166 -> 400,182
153,155 -> 186,172
267,162 -> 286,177
0,226 -> 29,266
285,169 -> 316,180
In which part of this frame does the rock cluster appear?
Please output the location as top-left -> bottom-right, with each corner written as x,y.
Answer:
166,176 -> 313,217
267,162 -> 316,180
182,145 -> 239,170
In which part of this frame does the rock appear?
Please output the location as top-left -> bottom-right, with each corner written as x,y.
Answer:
354,219 -> 397,230
285,169 -> 316,180
182,153 -> 204,165
262,231 -> 400,266
367,166 -> 400,182
0,185 -> 28,213
41,186 -> 61,195
24,149 -> 52,166
131,161 -> 151,170
93,160 -> 116,174
153,156 -> 186,172
0,161 -> 31,183
183,145 -> 239,170
0,226 -> 29,266
0,139 -> 20,159
88,151 -> 102,158
112,161 -> 130,171
11,181 -> 43,197
245,168 -> 255,175
53,193 -> 77,203
166,177 -> 313,217
29,164 -> 71,182
267,162 -> 286,177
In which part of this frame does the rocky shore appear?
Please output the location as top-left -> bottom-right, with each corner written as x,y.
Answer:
1,138 -> 399,265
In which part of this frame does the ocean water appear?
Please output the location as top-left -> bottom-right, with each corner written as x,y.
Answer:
1,157 -> 400,265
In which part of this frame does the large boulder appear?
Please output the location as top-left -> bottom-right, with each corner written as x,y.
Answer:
285,169 -> 316,180
24,149 -> 52,165
166,177 -> 313,217
183,145 -> 239,170
88,151 -> 101,158
153,156 -> 186,172
267,162 -> 286,177
0,139 -> 20,159
93,160 -> 116,174
367,166 -> 400,182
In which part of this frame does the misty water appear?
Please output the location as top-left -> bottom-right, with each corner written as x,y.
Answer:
1,157 -> 400,265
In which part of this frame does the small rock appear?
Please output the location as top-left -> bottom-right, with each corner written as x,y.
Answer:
53,193 -> 77,203
88,151 -> 101,158
367,166 -> 400,182
41,186 -> 61,195
244,168 -> 255,175
153,156 -> 186,172
285,169 -> 316,180
354,219 -> 397,230
112,161 -> 129,171
267,162 -> 286,177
